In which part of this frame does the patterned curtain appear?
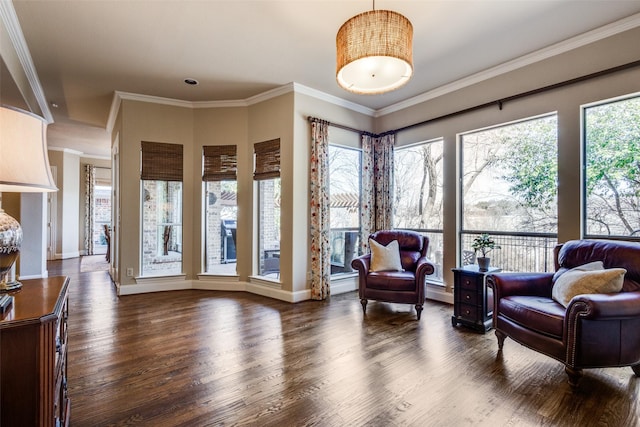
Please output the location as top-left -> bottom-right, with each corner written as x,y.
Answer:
84,164 -> 96,255
309,120 -> 331,300
360,134 -> 375,255
374,133 -> 395,231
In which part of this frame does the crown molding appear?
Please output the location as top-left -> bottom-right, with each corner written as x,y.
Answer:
106,12 -> 640,129
292,83 -> 376,116
48,146 -> 84,156
377,12 -> 640,117
0,0 -> 53,123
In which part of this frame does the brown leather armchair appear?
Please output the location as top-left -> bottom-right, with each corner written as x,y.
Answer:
487,239 -> 640,387
351,230 -> 435,320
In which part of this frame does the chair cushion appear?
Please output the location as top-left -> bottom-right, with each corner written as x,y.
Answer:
369,239 -> 403,272
499,295 -> 566,339
552,261 -> 626,307
366,271 -> 417,291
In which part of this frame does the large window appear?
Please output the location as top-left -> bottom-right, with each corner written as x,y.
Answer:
254,139 -> 281,279
584,94 -> 640,238
328,145 -> 361,276
394,139 -> 444,281
141,181 -> 183,276
460,115 -> 558,272
141,141 -> 183,276
203,145 -> 238,275
257,178 -> 280,277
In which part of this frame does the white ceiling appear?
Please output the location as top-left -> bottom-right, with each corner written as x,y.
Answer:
7,0 -> 640,158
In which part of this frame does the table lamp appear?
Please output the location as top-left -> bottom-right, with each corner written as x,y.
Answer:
0,105 -> 57,292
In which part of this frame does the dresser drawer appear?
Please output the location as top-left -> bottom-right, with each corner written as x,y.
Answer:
458,273 -> 479,290
459,289 -> 478,305
458,303 -> 479,322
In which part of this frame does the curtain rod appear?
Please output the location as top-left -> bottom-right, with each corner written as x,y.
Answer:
392,59 -> 640,134
309,59 -> 640,137
307,116 -> 375,137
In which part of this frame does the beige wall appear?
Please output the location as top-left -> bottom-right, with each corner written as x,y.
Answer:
247,94 -> 295,290
193,107 -> 248,280
376,26 -> 640,288
117,100 -> 194,285
110,25 -> 640,298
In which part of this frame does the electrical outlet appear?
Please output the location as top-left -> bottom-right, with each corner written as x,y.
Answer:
126,268 -> 134,277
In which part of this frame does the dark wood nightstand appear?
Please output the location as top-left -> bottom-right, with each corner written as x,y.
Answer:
451,265 -> 500,333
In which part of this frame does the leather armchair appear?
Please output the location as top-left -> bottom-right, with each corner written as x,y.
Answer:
351,230 -> 435,320
487,239 -> 640,387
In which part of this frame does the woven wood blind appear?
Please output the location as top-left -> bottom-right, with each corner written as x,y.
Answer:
141,141 -> 183,181
203,145 -> 237,181
253,138 -> 280,180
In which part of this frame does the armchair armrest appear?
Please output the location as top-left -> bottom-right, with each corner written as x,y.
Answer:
487,272 -> 555,299
351,254 -> 371,275
416,257 -> 435,279
567,291 -> 640,320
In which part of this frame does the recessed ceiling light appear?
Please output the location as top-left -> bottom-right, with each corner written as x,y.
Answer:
184,78 -> 199,86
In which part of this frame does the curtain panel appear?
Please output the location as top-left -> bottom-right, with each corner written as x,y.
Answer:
84,164 -> 95,255
309,120 -> 331,300
360,134 -> 375,255
374,134 -> 394,231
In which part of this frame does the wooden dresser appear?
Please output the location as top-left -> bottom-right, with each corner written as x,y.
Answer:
0,276 -> 70,426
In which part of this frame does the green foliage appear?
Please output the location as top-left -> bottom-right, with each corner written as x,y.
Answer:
471,233 -> 500,257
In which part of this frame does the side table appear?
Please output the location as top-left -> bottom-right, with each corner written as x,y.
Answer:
451,265 -> 500,333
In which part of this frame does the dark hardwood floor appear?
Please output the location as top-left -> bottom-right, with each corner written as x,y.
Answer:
49,258 -> 639,427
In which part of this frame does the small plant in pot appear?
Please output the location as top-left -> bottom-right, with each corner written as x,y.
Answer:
471,233 -> 500,271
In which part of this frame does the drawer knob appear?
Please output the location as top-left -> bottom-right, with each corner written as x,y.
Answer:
465,309 -> 470,315
465,295 -> 471,300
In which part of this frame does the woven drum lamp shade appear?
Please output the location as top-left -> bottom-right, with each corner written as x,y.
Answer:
336,9 -> 413,94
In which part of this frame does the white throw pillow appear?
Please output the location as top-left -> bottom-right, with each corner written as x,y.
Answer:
369,239 -> 403,272
552,260 -> 625,307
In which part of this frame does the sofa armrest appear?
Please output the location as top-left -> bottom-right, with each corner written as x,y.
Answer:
567,291 -> 640,320
351,254 -> 371,275
487,272 -> 555,300
416,257 -> 435,279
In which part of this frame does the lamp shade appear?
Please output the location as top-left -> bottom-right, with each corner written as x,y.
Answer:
0,105 -> 57,193
0,105 -> 56,291
336,9 -> 413,95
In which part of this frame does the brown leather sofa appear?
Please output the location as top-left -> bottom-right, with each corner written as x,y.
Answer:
487,239 -> 640,387
351,230 -> 435,320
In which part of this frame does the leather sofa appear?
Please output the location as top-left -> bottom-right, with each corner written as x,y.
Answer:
487,239 -> 640,387
351,230 -> 435,320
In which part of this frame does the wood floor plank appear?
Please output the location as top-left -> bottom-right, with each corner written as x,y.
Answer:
48,259 -> 640,426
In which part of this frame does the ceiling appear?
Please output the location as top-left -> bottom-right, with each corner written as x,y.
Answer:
5,1 -> 640,158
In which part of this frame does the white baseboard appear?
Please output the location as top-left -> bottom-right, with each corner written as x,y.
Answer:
426,284 -> 454,305
56,251 -> 81,260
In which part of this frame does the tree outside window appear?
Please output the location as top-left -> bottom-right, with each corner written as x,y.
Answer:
461,114 -> 558,272
394,139 -> 444,281
328,145 -> 361,276
584,95 -> 640,238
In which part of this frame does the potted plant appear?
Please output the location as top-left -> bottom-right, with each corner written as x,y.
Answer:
471,233 -> 500,271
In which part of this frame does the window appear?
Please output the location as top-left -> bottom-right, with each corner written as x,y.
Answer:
394,139 -> 444,281
328,145 -> 361,276
584,94 -> 640,238
254,139 -> 281,279
141,141 -> 183,276
203,145 -> 238,275
460,115 -> 558,272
